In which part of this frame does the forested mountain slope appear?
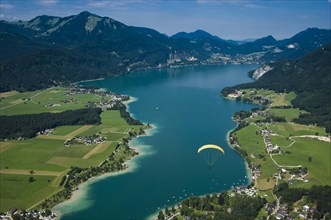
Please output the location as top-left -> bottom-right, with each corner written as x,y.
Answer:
222,44 -> 331,132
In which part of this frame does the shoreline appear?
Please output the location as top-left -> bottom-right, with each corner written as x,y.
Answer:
52,95 -> 157,218
225,126 -> 253,184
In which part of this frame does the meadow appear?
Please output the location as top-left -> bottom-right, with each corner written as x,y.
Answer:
241,89 -> 296,107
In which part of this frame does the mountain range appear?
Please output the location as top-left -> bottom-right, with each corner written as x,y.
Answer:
0,11 -> 330,92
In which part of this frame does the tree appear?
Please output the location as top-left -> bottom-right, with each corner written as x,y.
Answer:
165,207 -> 170,216
29,176 -> 35,182
308,156 -> 312,162
157,210 -> 165,220
171,206 -> 176,213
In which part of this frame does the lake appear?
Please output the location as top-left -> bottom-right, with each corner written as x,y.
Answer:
54,64 -> 258,219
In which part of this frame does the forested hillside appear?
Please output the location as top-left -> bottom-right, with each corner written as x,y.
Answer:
222,44 -> 331,132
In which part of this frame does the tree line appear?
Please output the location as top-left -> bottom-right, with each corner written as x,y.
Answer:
0,108 -> 101,139
110,101 -> 143,125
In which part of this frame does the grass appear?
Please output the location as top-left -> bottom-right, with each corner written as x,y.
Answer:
0,174 -> 60,211
235,124 -> 278,190
235,124 -> 265,156
267,108 -> 306,122
0,87 -> 105,115
0,90 -> 19,98
269,135 -> 293,147
258,190 -> 275,203
53,125 -> 82,136
102,133 -> 127,141
53,144 -> 95,158
272,137 -> 331,187
0,90 -> 40,110
268,123 -> 327,137
0,139 -> 67,172
241,89 -> 296,107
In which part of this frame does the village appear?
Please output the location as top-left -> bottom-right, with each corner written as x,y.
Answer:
64,135 -> 106,147
44,88 -> 130,110
0,208 -> 57,220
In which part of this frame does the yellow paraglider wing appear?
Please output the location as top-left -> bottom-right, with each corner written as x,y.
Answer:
197,144 -> 225,169
197,144 -> 225,154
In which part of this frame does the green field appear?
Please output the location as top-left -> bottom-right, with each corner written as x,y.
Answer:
235,124 -> 278,190
0,88 -> 144,211
235,124 -> 265,156
269,135 -> 293,147
267,108 -> 307,122
0,87 -> 108,115
0,174 -> 60,212
268,123 -> 327,137
0,139 -> 67,171
273,137 -> 331,187
241,89 -> 296,107
53,125 -> 83,136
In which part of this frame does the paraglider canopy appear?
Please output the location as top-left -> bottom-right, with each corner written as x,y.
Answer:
198,144 -> 225,170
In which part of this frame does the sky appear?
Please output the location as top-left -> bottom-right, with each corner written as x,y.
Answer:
0,0 -> 330,40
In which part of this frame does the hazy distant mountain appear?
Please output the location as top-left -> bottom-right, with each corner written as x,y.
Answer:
0,11 -> 330,92
171,29 -> 231,43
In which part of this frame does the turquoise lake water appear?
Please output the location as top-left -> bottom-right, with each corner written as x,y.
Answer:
55,64 -> 259,219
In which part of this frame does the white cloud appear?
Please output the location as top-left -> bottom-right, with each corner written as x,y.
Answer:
87,0 -> 144,10
88,1 -> 109,8
244,3 -> 261,9
37,0 -> 59,6
196,0 -> 261,9
0,3 -> 15,9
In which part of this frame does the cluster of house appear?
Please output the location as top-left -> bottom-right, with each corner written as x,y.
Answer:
250,163 -> 261,180
98,100 -> 118,109
60,98 -> 78,104
0,208 -> 56,220
65,88 -> 128,101
233,185 -> 258,197
227,90 -> 243,98
64,136 -> 106,147
260,129 -> 281,154
251,110 -> 270,117
44,103 -> 60,108
252,95 -> 270,105
265,204 -> 317,220
270,205 -> 292,220
37,129 -> 54,136
228,134 -> 240,148
298,205 -> 318,219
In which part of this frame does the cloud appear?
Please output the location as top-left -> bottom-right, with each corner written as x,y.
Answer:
36,0 -> 59,6
88,1 -> 109,8
0,3 -> 15,9
87,0 -> 144,10
196,0 -> 261,9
